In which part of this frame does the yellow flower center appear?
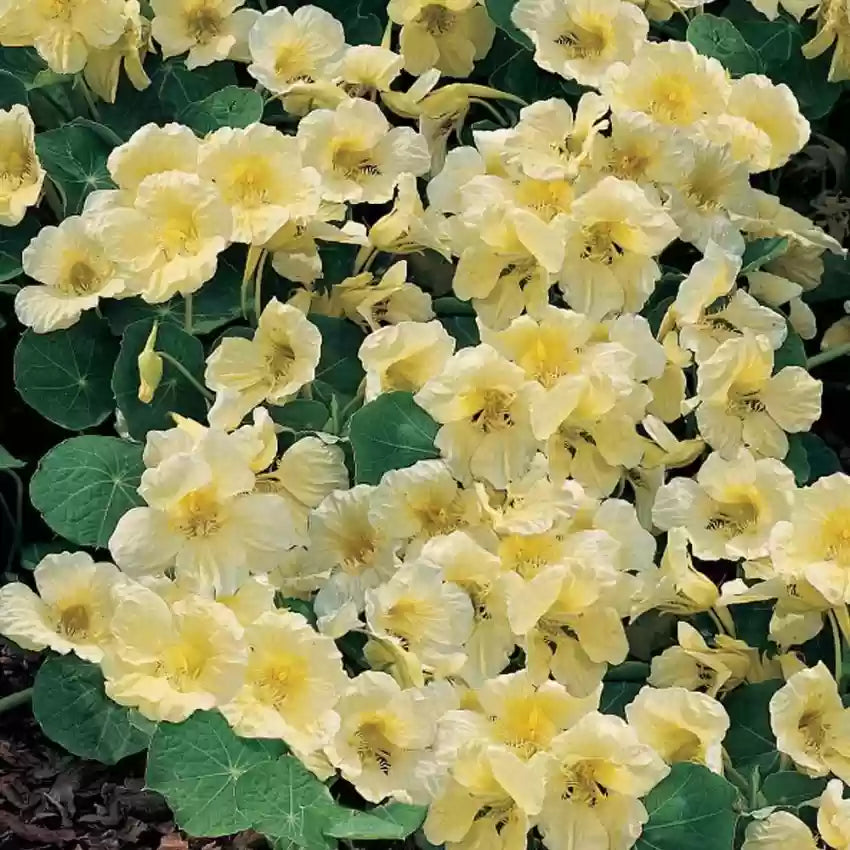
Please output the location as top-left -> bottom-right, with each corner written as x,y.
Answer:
494,697 -> 558,758
184,3 -> 223,44
0,146 -> 37,194
355,715 -> 396,774
274,42 -> 315,83
161,642 -> 209,688
470,389 -> 515,433
332,144 -> 381,181
58,604 -> 91,638
63,261 -> 101,296
799,710 -> 828,750
254,655 -> 308,708
581,223 -> 623,264
419,5 -> 457,36
265,341 -> 296,380
821,509 -> 850,565
173,488 -> 224,539
706,495 -> 760,538
37,0 -> 73,22
384,595 -> 439,646
648,77 -> 696,124
341,535 -> 377,574
559,761 -> 608,806
554,18 -> 609,59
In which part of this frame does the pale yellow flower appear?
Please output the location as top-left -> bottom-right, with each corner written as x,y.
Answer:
0,105 -> 43,226
803,0 -> 850,83
742,811 -> 817,850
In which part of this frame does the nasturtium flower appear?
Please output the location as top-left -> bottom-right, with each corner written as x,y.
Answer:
297,97 -> 431,204
325,671 -> 457,803
818,779 -> 850,850
102,583 -> 247,723
388,0 -> 495,78
653,447 -> 795,561
205,298 -> 322,429
198,124 -> 322,246
359,320 -> 456,401
247,5 -> 345,94
742,810 -> 818,850
538,711 -> 669,850
0,552 -> 124,663
220,609 -> 347,753
770,662 -> 850,781
626,685 -> 729,773
336,45 -> 405,98
695,332 -> 822,459
106,123 -> 201,196
415,343 -> 540,489
0,105 -> 43,227
109,429 -> 302,595
16,213 -> 129,333
803,0 -> 850,83
512,0 -> 649,88
150,0 -> 258,69
6,0 -> 127,74
98,171 -> 232,303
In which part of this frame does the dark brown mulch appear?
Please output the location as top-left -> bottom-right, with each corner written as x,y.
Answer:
0,644 -> 266,850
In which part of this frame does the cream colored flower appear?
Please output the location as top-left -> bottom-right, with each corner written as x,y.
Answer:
16,214 -> 129,333
102,583 -> 247,723
539,711 -> 670,850
415,344 -> 540,488
803,0 -> 850,83
359,320 -> 455,401
770,662 -> 850,781
512,0 -> 648,88
107,123 -> 200,196
0,105 -> 43,226
695,332 -> 822,459
819,779 -> 850,850
653,448 -> 795,561
325,671 -> 457,803
199,124 -> 322,246
109,429 -> 302,595
388,0 -> 495,77
151,0 -> 258,68
0,552 -> 124,663
206,299 -> 321,429
98,171 -> 232,303
247,5 -> 345,94
626,685 -> 729,773
742,811 -> 817,850
298,97 -> 431,204
220,609 -> 347,752
337,45 -> 404,98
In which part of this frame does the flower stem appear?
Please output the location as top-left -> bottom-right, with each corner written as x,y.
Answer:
254,249 -> 269,321
184,293 -> 193,335
707,607 -> 728,636
0,687 -> 32,715
157,351 -> 214,401
75,76 -> 101,123
807,342 -> 850,370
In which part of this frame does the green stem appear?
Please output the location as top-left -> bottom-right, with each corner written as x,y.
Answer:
75,76 -> 101,123
184,293 -> 193,335
470,97 -> 507,127
807,342 -> 850,370
0,687 -> 32,715
157,351 -> 214,401
1,470 -> 23,575
707,607 -> 728,636
42,179 -> 65,220
830,608 -> 844,687
254,249 -> 269,321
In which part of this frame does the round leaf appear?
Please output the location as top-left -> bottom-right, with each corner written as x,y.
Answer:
14,314 -> 119,431
349,391 -> 440,485
30,436 -> 145,548
112,319 -> 207,441
484,0 -> 534,49
32,654 -> 155,764
179,86 -> 264,135
311,315 -> 366,395
0,214 -> 40,283
687,14 -> 760,76
146,711 -> 285,838
723,680 -> 781,768
636,763 -> 738,850
324,803 -> 427,841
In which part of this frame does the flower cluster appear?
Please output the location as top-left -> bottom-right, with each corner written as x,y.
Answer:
1,1 -> 850,850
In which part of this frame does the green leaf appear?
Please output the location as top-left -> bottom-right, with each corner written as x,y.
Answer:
0,47 -> 66,90
35,119 -> 115,215
783,434 -> 810,486
773,327 -> 807,371
687,14 -> 761,76
32,655 -> 155,765
0,69 -> 28,109
349,391 -> 440,485
324,803 -> 427,841
798,433 -> 842,481
806,253 -> 850,303
14,314 -> 119,431
152,59 -> 239,118
484,0 -> 534,49
599,681 -> 642,719
103,249 -> 244,335
179,86 -> 264,135
723,681 -> 781,768
737,19 -> 799,67
269,399 -> 331,433
235,755 -> 338,850
0,444 -> 24,470
761,772 -> 827,810
310,315 -> 366,395
775,47 -> 842,120
0,215 -> 41,283
439,315 -> 480,349
112,319 -> 207,442
740,237 -> 789,275
146,711 -> 285,838
30,436 -> 145,548
636,763 -> 738,850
